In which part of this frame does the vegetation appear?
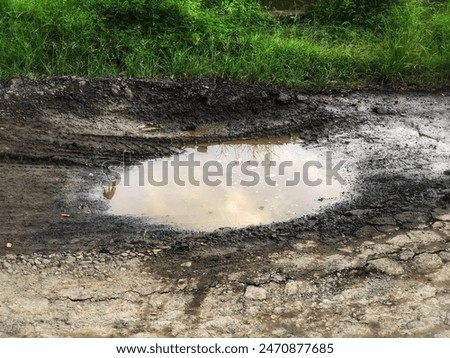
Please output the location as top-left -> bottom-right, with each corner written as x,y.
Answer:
0,0 -> 448,88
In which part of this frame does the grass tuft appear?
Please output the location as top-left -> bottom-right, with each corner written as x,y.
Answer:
0,0 -> 448,88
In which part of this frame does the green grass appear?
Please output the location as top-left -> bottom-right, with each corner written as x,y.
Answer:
0,0 -> 448,88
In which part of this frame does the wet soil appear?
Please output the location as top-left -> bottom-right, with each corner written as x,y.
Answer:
0,77 -> 449,337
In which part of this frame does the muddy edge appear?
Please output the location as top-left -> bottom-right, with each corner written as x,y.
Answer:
0,77 -> 449,337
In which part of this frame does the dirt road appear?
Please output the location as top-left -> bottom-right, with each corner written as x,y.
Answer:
0,77 -> 449,337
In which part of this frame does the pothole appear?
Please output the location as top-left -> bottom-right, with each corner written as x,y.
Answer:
103,136 -> 351,231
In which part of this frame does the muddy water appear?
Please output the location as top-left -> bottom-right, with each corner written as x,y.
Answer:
104,137 -> 349,231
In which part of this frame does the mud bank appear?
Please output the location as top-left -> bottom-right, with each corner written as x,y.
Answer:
0,77 -> 449,337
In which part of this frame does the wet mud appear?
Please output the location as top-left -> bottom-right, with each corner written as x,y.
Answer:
0,77 -> 449,337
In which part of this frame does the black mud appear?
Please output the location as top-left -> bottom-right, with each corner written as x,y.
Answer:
0,77 -> 449,268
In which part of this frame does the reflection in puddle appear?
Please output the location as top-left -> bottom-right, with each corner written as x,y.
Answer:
103,180 -> 117,200
105,136 -> 350,231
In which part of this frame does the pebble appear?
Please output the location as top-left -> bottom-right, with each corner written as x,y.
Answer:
66,256 -> 76,264
376,225 -> 399,233
277,93 -> 291,104
244,286 -> 267,300
111,84 -> 121,95
124,86 -> 133,101
296,94 -> 308,102
177,279 -> 188,290
284,281 -> 299,296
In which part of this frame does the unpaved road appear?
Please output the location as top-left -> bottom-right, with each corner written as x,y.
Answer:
0,77 -> 449,337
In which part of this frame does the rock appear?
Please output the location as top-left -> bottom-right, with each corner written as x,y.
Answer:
296,94 -> 308,102
9,77 -> 24,91
432,208 -> 450,221
413,253 -> 443,273
79,80 -> 86,87
367,258 -> 404,276
66,256 -> 76,264
177,279 -> 188,290
6,243 -> 12,248
138,124 -> 162,132
337,246 -> 353,254
284,281 -> 299,296
124,86 -> 133,101
376,225 -> 399,233
244,286 -> 267,300
169,147 -> 183,154
277,93 -> 291,104
372,106 -> 389,115
78,203 -> 92,214
180,261 -> 192,268
111,84 -> 121,95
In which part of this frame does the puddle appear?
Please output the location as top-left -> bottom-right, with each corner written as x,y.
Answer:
103,136 -> 350,231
